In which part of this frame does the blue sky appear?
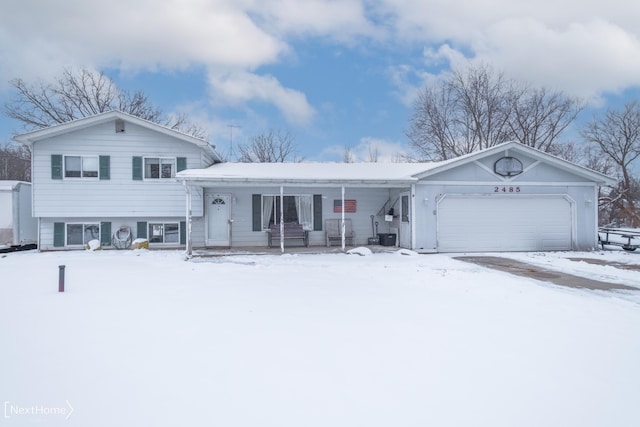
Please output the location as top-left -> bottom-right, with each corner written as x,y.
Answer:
2,0 -> 640,162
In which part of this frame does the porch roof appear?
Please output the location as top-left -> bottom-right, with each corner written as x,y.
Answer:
176,162 -> 436,186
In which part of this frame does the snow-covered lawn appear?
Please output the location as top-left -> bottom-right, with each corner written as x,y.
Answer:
1,249 -> 639,427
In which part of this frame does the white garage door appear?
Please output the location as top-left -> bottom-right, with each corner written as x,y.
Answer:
437,195 -> 573,252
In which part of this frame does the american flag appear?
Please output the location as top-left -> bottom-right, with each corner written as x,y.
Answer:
334,199 -> 357,213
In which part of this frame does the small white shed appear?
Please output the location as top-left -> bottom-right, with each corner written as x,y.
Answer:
0,181 -> 37,248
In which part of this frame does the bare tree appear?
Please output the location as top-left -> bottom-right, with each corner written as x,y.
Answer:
510,87 -> 583,152
407,64 -> 582,160
0,142 -> 31,181
581,101 -> 640,226
342,145 -> 355,163
4,68 -> 206,138
236,129 -> 299,162
367,144 -> 379,162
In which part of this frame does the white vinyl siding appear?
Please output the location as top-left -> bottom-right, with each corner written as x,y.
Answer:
31,121 -> 206,218
40,217 -> 185,250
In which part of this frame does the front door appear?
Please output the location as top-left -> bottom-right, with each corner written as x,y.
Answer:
206,194 -> 231,246
399,192 -> 411,248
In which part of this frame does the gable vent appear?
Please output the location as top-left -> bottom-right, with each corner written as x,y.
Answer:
115,119 -> 125,133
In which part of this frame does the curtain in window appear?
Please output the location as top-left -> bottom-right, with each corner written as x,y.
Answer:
262,196 -> 274,229
297,195 -> 313,230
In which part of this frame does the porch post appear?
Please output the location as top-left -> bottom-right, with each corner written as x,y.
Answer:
341,185 -> 346,250
410,183 -> 416,250
280,185 -> 285,253
184,182 -> 193,258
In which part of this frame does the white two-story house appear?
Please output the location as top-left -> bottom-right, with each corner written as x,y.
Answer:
14,111 -> 221,250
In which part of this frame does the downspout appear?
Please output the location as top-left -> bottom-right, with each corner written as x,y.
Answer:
594,184 -> 600,250
37,217 -> 41,252
32,142 -> 40,252
183,181 -> 193,258
280,185 -> 284,253
341,186 -> 345,250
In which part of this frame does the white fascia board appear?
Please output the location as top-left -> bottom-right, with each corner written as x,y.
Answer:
413,141 -> 616,186
13,111 -> 222,162
176,176 -> 417,188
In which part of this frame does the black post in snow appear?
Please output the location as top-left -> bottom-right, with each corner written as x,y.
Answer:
58,265 -> 65,292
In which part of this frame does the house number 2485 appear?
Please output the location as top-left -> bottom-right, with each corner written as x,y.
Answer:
494,186 -> 521,193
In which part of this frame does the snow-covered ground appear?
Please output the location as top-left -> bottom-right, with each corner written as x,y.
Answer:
1,249 -> 639,427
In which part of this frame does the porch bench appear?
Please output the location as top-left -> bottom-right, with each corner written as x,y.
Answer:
267,223 -> 309,248
325,218 -> 355,247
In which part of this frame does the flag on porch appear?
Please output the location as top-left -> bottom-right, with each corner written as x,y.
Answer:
334,199 -> 357,213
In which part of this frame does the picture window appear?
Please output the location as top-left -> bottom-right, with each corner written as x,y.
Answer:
65,155 -> 98,178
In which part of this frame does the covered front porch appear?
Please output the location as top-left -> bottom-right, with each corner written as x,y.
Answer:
176,162 -> 428,257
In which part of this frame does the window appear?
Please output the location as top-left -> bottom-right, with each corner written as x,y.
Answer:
64,155 -> 98,178
148,223 -> 180,244
66,223 -> 100,246
261,195 -> 313,230
144,158 -> 175,179
401,194 -> 409,222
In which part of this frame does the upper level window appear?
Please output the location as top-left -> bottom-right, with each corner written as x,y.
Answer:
144,157 -> 175,179
65,155 -> 98,178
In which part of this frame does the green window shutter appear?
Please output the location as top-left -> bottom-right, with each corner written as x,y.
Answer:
137,221 -> 147,239
252,194 -> 262,231
132,156 -> 143,180
180,221 -> 186,245
99,156 -> 110,180
177,157 -> 187,172
51,155 -> 63,180
53,222 -> 65,247
313,194 -> 323,231
100,222 -> 111,246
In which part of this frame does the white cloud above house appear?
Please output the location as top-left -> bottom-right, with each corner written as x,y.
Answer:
2,0 -> 640,146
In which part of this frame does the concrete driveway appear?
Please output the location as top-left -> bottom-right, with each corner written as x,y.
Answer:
454,256 -> 639,291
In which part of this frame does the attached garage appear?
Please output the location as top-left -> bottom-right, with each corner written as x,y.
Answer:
437,195 -> 574,252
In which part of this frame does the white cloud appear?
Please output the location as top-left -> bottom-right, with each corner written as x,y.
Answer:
378,1 -> 640,101
476,19 -> 640,99
245,0 -> 376,40
3,0 -> 640,128
207,70 -> 316,126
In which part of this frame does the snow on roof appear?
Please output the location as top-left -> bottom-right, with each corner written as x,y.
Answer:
176,162 -> 437,185
0,180 -> 30,191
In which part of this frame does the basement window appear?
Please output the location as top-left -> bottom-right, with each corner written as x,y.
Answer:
66,223 -> 100,246
148,223 -> 179,244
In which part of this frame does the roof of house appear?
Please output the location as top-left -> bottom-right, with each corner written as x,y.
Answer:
176,161 -> 436,186
177,141 -> 616,187
13,110 -> 222,162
